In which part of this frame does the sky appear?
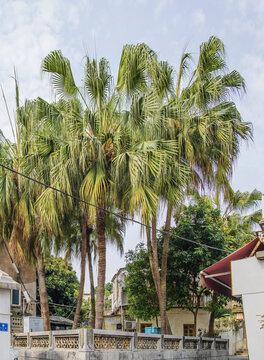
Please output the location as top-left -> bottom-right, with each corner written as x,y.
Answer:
0,0 -> 263,289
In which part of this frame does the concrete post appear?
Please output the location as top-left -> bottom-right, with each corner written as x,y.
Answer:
133,332 -> 138,350
27,332 -> 30,349
87,328 -> 94,350
49,330 -> 53,349
180,336 -> 185,350
212,338 -> 216,350
79,328 -> 84,349
159,334 -> 164,350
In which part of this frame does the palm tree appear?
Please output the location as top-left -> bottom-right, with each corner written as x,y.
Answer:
0,84 -> 63,330
40,38 -> 251,333
34,96 -> 91,329
222,189 -> 261,249
115,36 -> 252,333
40,52 -> 123,328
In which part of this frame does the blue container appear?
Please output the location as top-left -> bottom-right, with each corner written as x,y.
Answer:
145,327 -> 161,334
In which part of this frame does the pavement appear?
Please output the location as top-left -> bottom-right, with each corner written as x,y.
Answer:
229,357 -> 249,360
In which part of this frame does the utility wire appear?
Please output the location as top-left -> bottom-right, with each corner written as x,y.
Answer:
37,301 -> 77,309
1,237 -> 80,310
0,163 -> 231,254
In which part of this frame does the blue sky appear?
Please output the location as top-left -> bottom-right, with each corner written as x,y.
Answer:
0,0 -> 263,286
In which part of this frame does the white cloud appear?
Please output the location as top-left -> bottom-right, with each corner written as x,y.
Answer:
154,0 -> 173,19
193,9 -> 205,25
68,5 -> 80,27
240,54 -> 264,127
0,0 -> 82,139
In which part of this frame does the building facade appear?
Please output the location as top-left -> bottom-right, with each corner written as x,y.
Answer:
0,243 -> 36,333
104,268 -> 210,335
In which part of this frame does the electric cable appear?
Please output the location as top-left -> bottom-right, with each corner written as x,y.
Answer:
37,301 -> 77,309
0,163 -> 231,254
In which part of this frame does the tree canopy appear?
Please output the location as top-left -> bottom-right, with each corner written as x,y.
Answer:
125,198 -> 228,334
38,256 -> 79,320
0,36 -> 253,333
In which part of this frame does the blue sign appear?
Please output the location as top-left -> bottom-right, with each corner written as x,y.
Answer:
0,323 -> 8,332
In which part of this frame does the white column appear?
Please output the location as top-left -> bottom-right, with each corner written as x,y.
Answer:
0,288 -> 11,360
232,256 -> 264,360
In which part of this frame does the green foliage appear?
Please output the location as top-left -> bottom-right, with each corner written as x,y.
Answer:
105,282 -> 113,293
168,198 -> 227,311
203,293 -> 229,318
222,189 -> 261,250
104,282 -> 113,310
38,256 -> 80,320
125,199 -> 228,320
125,243 -> 160,321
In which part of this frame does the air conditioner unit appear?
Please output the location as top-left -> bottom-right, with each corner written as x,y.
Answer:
124,320 -> 137,330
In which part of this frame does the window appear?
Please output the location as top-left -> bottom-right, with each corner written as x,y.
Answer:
140,323 -> 152,333
11,289 -> 20,306
184,324 -> 195,336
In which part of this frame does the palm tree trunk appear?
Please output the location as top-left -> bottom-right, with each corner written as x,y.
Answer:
95,207 -> 106,329
87,226 -> 95,328
208,310 -> 215,337
160,204 -> 172,334
146,223 -> 161,301
35,250 -> 50,331
147,215 -> 172,334
151,216 -> 161,298
193,310 -> 198,337
193,294 -> 200,337
148,217 -> 164,330
73,215 -> 87,329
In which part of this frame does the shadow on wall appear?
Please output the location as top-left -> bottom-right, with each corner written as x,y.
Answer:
17,351 -> 66,360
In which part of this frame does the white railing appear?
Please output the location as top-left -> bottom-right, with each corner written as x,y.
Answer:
13,329 -> 228,353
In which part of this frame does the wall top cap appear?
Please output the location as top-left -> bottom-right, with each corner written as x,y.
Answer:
0,270 -> 20,290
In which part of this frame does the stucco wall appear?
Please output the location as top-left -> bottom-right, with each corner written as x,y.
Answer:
104,308 -> 210,335
161,308 -> 209,335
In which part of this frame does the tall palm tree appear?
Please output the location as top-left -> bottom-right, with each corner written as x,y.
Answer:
0,84 -> 63,330
34,96 -> 92,329
40,52 -> 123,328
115,36 -> 252,333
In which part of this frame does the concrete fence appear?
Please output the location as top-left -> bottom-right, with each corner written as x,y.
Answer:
13,329 -> 229,360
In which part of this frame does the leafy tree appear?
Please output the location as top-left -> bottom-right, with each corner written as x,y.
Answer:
38,256 -> 79,320
169,198 -> 228,335
125,243 -> 160,322
105,282 -> 113,293
125,199 -> 228,336
104,282 -> 113,311
115,36 -> 251,333
203,293 -> 229,337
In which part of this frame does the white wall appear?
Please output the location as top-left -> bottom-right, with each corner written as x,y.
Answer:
232,256 -> 264,360
0,288 -> 11,360
219,327 -> 244,356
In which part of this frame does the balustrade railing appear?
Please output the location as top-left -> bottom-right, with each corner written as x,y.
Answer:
13,329 -> 228,353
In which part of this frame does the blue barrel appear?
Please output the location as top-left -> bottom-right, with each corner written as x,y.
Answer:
145,327 -> 161,334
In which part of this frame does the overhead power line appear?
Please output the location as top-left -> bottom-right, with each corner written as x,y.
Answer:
0,163 -> 230,253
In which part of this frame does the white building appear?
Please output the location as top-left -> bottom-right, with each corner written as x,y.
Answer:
0,270 -> 20,359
